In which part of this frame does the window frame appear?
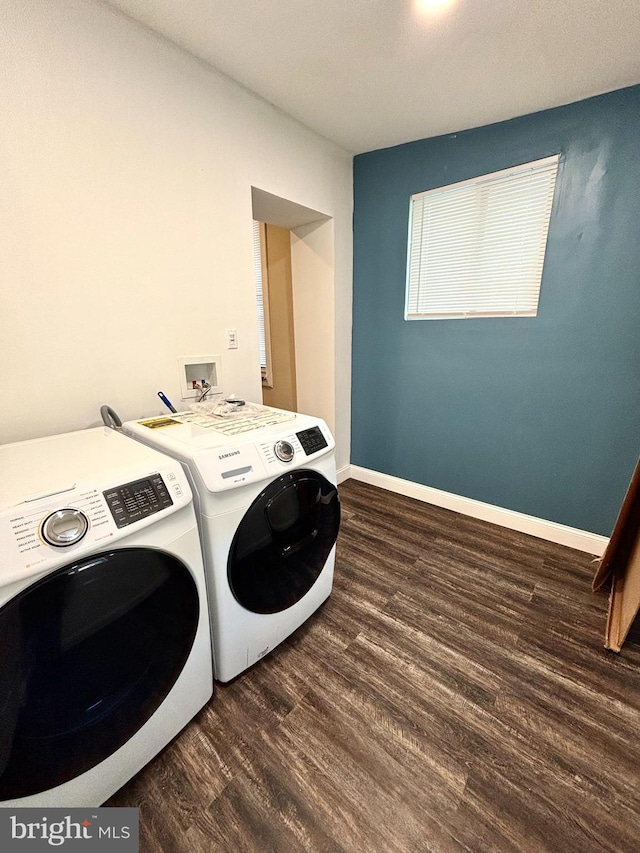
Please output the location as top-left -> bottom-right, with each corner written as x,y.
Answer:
253,220 -> 273,387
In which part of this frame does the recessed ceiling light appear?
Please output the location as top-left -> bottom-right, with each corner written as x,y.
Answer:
415,0 -> 456,14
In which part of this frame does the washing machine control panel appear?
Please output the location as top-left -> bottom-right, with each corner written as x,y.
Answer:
103,473 -> 173,529
1,465 -> 191,585
195,419 -> 335,492
295,426 -> 329,456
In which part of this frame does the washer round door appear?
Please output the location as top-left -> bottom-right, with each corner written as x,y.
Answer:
227,470 -> 341,614
0,547 -> 200,801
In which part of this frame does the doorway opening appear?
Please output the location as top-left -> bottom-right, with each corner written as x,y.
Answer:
253,220 -> 297,412
251,187 -> 335,431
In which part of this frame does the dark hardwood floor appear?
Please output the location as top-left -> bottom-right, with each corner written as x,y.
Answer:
107,479 -> 640,852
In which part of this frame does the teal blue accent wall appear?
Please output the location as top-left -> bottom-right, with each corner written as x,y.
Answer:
352,85 -> 640,536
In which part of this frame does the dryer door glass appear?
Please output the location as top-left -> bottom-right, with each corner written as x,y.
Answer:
0,548 -> 199,801
227,470 -> 340,614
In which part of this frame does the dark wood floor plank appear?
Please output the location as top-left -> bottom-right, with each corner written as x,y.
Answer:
107,478 -> 640,852
254,693 -> 459,852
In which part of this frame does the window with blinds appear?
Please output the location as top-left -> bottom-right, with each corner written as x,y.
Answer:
404,154 -> 560,320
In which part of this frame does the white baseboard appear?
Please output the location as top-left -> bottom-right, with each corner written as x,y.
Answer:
345,465 -> 609,557
336,464 -> 352,485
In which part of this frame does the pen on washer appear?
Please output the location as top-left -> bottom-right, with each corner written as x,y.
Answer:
157,391 -> 177,414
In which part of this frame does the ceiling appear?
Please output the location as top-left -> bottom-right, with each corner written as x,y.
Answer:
104,0 -> 640,154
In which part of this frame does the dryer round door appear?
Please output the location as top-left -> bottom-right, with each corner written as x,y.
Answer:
0,547 -> 200,802
227,469 -> 341,614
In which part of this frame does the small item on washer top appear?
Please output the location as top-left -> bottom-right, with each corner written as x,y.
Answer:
157,391 -> 178,414
189,398 -> 263,419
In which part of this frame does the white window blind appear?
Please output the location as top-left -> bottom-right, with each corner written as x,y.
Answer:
405,154 -> 560,320
253,220 -> 267,369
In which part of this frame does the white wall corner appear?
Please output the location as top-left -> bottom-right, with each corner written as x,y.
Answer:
345,466 -> 609,557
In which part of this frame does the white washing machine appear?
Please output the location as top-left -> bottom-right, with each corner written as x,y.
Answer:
123,406 -> 341,682
0,427 -> 213,807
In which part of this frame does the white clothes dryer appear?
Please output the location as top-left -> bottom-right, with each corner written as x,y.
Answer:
0,428 -> 213,807
123,406 -> 340,682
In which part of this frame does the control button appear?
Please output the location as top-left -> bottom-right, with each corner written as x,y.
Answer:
41,509 -> 89,547
166,471 -> 177,481
173,484 -> 184,497
274,440 -> 295,463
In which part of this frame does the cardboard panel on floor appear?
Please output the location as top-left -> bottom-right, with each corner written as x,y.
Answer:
593,456 -> 640,651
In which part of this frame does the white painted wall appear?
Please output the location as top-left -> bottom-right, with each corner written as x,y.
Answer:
0,0 -> 353,471
291,220 -> 336,429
